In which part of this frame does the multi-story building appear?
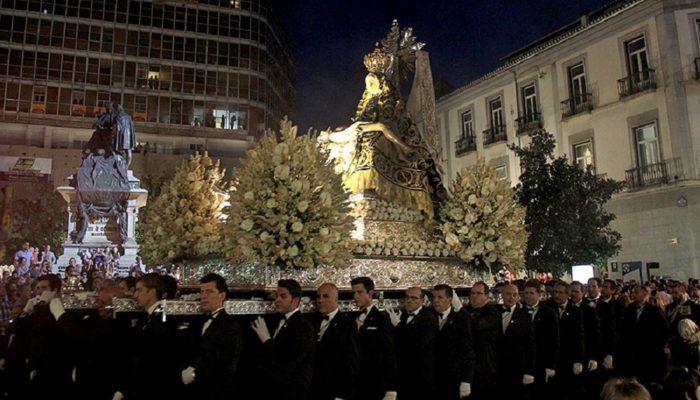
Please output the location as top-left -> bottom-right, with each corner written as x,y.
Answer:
0,0 -> 294,182
437,0 -> 700,279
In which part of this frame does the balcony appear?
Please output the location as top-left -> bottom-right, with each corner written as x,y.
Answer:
482,125 -> 507,146
617,69 -> 657,98
560,93 -> 593,118
624,157 -> 685,189
515,112 -> 542,135
455,136 -> 476,156
695,57 -> 700,81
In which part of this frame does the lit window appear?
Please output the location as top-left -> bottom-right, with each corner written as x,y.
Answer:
573,140 -> 594,170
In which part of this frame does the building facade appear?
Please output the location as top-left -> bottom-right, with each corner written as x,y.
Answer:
437,0 -> 700,280
0,0 -> 294,181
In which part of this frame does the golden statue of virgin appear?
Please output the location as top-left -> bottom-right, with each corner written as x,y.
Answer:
319,21 -> 446,220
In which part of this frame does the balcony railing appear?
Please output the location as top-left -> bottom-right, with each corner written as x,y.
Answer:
560,93 -> 593,118
482,125 -> 507,145
695,57 -> 700,81
618,69 -> 657,98
625,157 -> 685,189
515,112 -> 542,135
455,136 -> 476,156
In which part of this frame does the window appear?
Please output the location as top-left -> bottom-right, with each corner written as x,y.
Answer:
635,123 -> 660,167
625,35 -> 650,83
495,165 -> 508,181
489,97 -> 503,128
573,140 -> 594,170
568,62 -> 587,105
461,110 -> 473,140
521,84 -> 537,119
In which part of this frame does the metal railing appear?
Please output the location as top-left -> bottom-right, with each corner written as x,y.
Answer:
625,157 -> 685,189
455,136 -> 476,156
560,93 -> 593,118
515,112 -> 542,134
482,125 -> 507,145
618,69 -> 657,98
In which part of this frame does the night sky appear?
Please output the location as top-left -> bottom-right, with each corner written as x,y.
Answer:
270,0 -> 613,131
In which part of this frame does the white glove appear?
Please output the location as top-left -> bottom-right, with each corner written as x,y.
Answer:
522,374 -> 534,385
544,368 -> 556,382
23,297 -> 40,315
181,366 -> 195,385
0,358 -> 5,370
72,367 -> 77,383
112,391 -> 124,400
573,363 -> 583,375
49,298 -> 65,320
29,370 -> 36,381
387,308 -> 401,327
39,290 -> 56,303
603,355 -> 614,370
382,391 -> 397,400
251,316 -> 272,343
587,360 -> 598,371
333,398 -> 344,400
459,382 -> 471,398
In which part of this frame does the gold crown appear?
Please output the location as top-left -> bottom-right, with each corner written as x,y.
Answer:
363,48 -> 391,74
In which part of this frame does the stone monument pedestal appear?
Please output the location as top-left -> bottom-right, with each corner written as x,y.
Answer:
57,170 -> 148,274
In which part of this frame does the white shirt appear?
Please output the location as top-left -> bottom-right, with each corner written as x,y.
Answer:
438,307 -> 452,330
502,304 -> 516,333
318,308 -> 339,340
357,304 -> 374,327
274,307 -> 300,339
202,306 -> 224,335
406,306 -> 422,324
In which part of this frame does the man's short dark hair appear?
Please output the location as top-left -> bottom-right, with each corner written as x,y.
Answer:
553,280 -> 570,292
524,279 -> 543,291
138,273 -> 166,299
473,281 -> 490,294
278,279 -> 302,299
37,274 -> 62,292
162,275 -> 178,299
588,277 -> 602,286
200,273 -> 228,294
604,279 -> 618,291
351,276 -> 375,292
571,281 -> 584,291
122,276 -> 136,291
434,284 -> 453,298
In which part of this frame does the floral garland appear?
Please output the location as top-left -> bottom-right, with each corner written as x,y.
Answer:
440,158 -> 528,271
223,118 -> 354,269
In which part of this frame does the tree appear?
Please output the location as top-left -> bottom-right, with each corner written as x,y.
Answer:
509,129 -> 622,276
223,117 -> 354,269
137,152 -> 226,265
440,158 -> 527,272
1,180 -> 67,263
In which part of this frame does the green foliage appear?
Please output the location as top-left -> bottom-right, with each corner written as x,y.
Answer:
2,181 -> 67,263
509,129 -> 623,277
223,117 -> 354,269
137,152 -> 226,265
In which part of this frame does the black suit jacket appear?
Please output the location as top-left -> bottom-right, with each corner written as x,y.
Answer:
258,310 -> 316,400
545,301 -> 584,372
575,301 -> 601,363
356,306 -> 398,400
312,311 -> 360,400
435,307 -> 475,393
497,304 -> 536,383
394,306 -> 438,399
589,297 -> 616,359
464,304 -> 500,387
528,302 -> 559,378
621,303 -> 669,382
183,311 -> 242,400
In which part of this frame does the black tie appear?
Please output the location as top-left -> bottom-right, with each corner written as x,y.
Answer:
438,312 -> 444,319
322,315 -> 330,321
360,309 -> 368,315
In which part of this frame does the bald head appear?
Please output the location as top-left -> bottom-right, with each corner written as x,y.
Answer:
501,284 -> 520,307
317,283 -> 339,315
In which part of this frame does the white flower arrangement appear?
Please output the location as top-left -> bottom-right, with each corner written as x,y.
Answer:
350,198 -> 424,222
223,118 -> 354,270
440,158 -> 527,271
353,238 -> 456,258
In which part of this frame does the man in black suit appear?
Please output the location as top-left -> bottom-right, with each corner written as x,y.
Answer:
351,276 -> 397,400
571,281 -> 601,372
432,284 -> 474,400
311,282 -> 360,400
180,273 -> 241,400
546,281 -> 584,400
118,273 -> 182,400
251,279 -> 316,400
587,277 -> 616,372
464,281 -> 499,400
497,283 -> 535,399
522,279 -> 559,400
390,286 -> 438,400
601,279 -> 625,366
666,281 -> 700,369
621,285 -> 669,383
